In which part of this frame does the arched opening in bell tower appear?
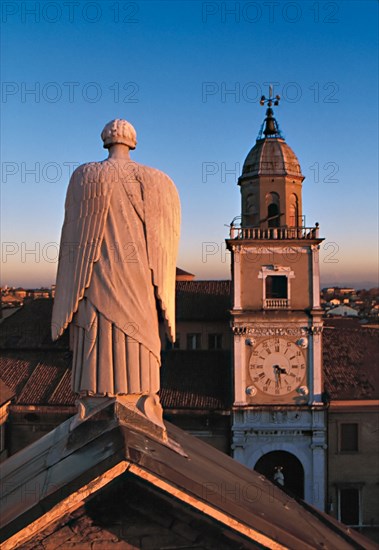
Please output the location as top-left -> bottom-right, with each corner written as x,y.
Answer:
289,193 -> 299,227
245,193 -> 259,226
266,192 -> 280,227
254,451 -> 304,499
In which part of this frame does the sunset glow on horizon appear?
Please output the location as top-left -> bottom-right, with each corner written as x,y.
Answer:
1,1 -> 378,289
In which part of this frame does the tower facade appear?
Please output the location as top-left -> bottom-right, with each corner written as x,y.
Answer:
226,97 -> 327,510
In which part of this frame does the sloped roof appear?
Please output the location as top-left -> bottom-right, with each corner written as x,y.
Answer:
23,474 -> 261,549
160,350 -> 232,409
0,286 -> 232,349
0,351 -> 232,410
0,353 -> 74,406
327,305 -> 359,317
0,299 -> 69,350
175,267 -> 195,280
1,294 -> 378,406
176,280 -> 231,321
0,398 -> 375,550
323,325 -> 379,400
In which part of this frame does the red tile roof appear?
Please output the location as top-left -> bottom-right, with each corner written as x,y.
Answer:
0,357 -> 35,396
0,350 -> 232,410
17,363 -> 62,405
0,289 -> 378,407
0,353 -> 75,406
176,280 -> 231,321
323,325 -> 379,400
0,299 -> 69,350
160,350 -> 232,409
48,368 -> 74,406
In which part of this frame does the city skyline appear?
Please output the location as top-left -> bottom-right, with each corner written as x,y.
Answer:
1,0 -> 378,288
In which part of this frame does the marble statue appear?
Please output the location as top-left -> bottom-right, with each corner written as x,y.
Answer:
52,119 -> 180,426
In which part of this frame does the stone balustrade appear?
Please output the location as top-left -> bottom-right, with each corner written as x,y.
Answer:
264,298 -> 289,309
229,224 -> 319,240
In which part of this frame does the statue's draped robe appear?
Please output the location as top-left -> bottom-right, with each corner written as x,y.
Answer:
52,159 -> 180,395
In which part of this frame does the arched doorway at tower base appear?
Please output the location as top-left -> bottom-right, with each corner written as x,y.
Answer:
254,451 -> 304,499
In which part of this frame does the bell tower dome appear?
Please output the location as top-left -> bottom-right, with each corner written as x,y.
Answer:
240,94 -> 304,229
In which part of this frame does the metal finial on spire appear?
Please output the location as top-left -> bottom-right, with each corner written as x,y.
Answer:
259,83 -> 280,108
257,84 -> 283,140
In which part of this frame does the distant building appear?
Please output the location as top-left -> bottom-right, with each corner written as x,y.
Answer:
323,318 -> 379,539
13,289 -> 27,299
328,305 -> 359,317
31,289 -> 50,299
175,267 -> 195,281
1,295 -> 23,309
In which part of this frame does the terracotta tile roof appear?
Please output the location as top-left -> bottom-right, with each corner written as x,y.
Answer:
0,350 -> 232,410
323,325 -> 379,400
17,363 -> 62,405
160,350 -> 232,409
0,357 -> 35,396
1,290 -> 378,407
48,368 -> 75,406
0,353 -> 75,406
176,280 -> 231,321
0,299 -> 68,350
0,285 -> 232,348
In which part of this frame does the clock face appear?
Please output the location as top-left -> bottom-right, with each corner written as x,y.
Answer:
248,338 -> 306,396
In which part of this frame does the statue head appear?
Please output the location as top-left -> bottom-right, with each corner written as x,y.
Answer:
101,119 -> 137,150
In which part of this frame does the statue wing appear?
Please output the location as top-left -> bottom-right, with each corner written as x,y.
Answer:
140,166 -> 181,342
51,162 -> 114,340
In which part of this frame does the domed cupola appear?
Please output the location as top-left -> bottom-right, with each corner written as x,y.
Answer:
238,90 -> 305,229
242,138 -> 303,179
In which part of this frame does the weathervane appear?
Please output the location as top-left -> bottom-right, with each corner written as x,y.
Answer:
257,84 -> 283,140
260,84 -> 280,107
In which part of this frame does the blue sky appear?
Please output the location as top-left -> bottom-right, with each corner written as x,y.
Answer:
1,0 -> 378,288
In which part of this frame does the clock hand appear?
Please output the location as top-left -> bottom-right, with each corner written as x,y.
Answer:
273,365 -> 281,387
273,365 -> 288,388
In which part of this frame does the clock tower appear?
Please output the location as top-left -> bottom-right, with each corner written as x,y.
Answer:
226,92 -> 327,510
